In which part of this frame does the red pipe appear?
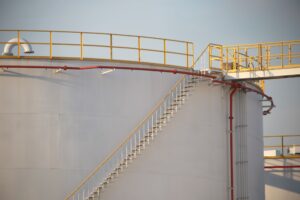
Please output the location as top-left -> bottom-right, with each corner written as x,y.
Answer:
0,65 -> 216,79
265,165 -> 300,169
229,86 -> 238,200
0,64 -> 274,114
0,65 -> 273,105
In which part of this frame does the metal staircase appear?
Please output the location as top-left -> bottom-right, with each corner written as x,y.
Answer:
65,75 -> 204,200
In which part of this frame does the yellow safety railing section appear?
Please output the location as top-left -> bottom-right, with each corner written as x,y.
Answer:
264,134 -> 300,159
0,30 -> 194,68
206,40 -> 300,72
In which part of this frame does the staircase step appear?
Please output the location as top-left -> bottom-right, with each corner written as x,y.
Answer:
127,153 -> 134,158
148,130 -> 158,134
140,139 -> 149,143
125,157 -> 132,161
129,153 -> 136,157
159,117 -> 167,120
116,167 -> 122,171
175,98 -> 185,101
98,186 -> 103,191
166,108 -> 175,111
185,85 -> 194,88
144,134 -> 153,138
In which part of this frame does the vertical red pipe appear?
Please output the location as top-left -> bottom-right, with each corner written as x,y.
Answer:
229,87 -> 238,200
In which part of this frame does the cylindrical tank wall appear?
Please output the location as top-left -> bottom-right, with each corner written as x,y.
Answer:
234,90 -> 265,200
98,81 -> 265,200
0,59 -> 180,200
0,59 -> 265,200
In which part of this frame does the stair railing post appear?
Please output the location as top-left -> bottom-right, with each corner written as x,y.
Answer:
281,136 -> 284,156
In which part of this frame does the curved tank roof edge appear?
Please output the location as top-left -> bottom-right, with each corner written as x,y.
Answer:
0,58 -> 197,72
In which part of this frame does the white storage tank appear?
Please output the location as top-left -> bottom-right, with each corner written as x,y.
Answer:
0,31 -> 267,200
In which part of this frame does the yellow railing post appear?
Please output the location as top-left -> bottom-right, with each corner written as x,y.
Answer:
138,36 -> 141,62
281,41 -> 284,68
258,44 -> 262,70
186,42 -> 189,68
260,80 -> 265,92
208,45 -> 212,70
220,45 -> 223,70
245,48 -> 248,68
237,46 -> 240,70
163,39 -> 166,65
110,34 -> 113,60
192,43 -> 195,67
266,46 -> 270,69
49,31 -> 53,59
288,43 -> 292,65
226,48 -> 229,70
80,32 -> 83,61
281,136 -> 284,156
233,48 -> 236,70
17,30 -> 20,58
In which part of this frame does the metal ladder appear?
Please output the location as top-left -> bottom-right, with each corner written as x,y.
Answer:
65,75 -> 203,200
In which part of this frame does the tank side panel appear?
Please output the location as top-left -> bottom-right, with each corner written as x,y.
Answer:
0,60 -> 179,200
99,82 -> 229,200
245,91 -> 265,200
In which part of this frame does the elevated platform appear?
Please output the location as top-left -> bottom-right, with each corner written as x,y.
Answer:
225,66 -> 300,80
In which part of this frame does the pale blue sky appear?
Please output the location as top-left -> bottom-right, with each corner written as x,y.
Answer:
0,0 -> 299,134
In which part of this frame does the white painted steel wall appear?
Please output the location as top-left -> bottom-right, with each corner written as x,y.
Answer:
0,59 -> 179,200
0,59 -> 265,200
98,81 -> 265,200
241,91 -> 265,199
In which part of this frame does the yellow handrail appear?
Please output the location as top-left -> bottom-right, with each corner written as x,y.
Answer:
264,134 -> 300,138
0,29 -> 194,68
219,40 -> 300,72
264,134 -> 300,158
191,45 -> 209,69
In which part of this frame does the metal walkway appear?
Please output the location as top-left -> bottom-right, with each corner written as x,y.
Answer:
194,41 -> 300,80
0,30 -> 299,81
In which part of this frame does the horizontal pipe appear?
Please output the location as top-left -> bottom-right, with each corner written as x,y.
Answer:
0,64 -> 274,114
265,165 -> 300,169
